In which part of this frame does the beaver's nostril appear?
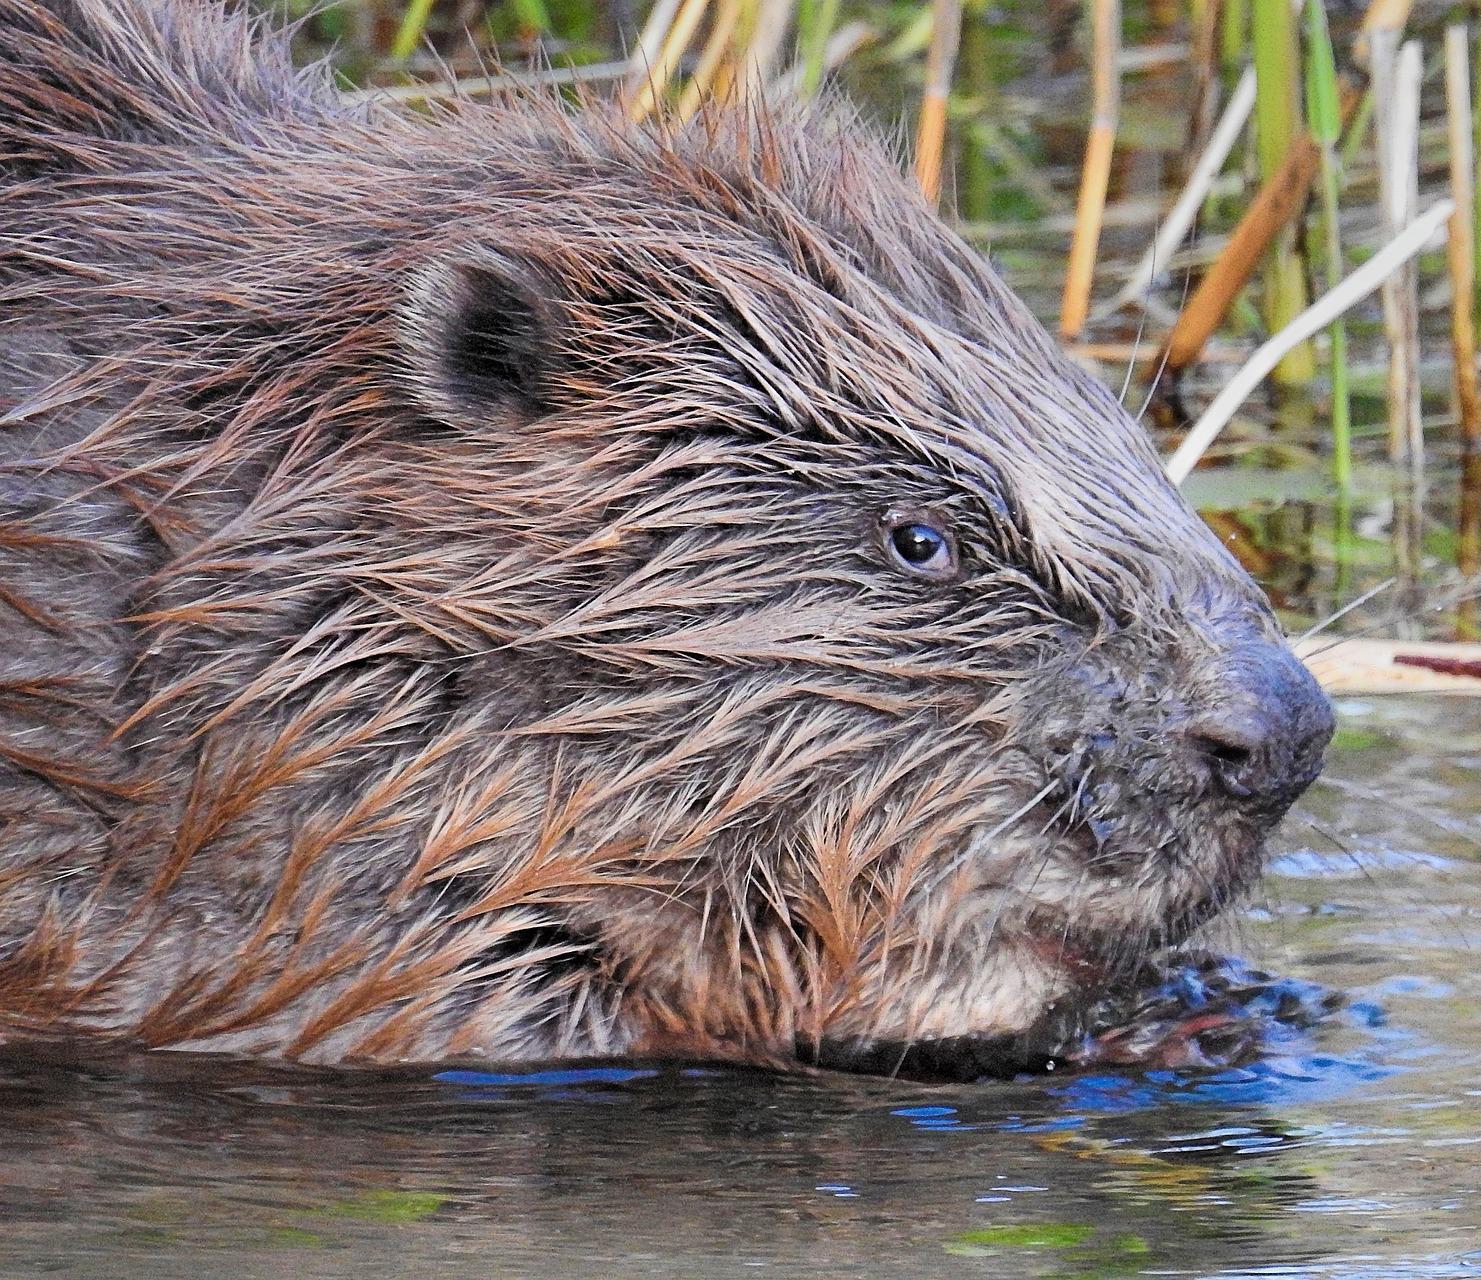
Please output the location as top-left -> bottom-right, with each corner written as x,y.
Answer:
1203,739 -> 1252,765
1188,713 -> 1263,764
1186,711 -> 1268,798
1181,641 -> 1335,809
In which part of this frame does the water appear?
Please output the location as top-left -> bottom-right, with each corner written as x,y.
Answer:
2,696 -> 1478,1279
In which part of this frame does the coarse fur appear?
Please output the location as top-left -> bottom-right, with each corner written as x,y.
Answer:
0,0 -> 1332,1074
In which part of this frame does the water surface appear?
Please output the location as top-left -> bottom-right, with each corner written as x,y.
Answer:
2,696 -> 1478,1279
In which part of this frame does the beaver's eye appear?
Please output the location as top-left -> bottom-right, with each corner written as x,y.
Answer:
882,511 -> 959,581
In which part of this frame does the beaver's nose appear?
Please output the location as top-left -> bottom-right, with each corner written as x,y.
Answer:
1183,641 -> 1334,812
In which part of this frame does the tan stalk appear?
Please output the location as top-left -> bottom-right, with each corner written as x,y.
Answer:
914,0 -> 964,205
1157,82 -> 1359,374
677,0 -> 745,121
1353,0 -> 1414,66
623,0 -> 685,104
341,61 -> 631,105
1167,198 -> 1453,482
1059,0 -> 1121,338
626,0 -> 712,122
1371,31 -> 1424,467
705,0 -> 754,104
1446,24 -> 1481,450
1187,0 -> 1223,153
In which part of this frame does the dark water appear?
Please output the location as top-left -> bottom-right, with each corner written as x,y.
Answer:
2,696 -> 1478,1279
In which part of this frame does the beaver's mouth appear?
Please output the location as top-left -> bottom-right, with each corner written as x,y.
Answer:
1017,788 -> 1269,946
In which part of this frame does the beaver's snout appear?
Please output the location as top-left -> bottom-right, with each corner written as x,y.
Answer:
1019,618 -> 1332,930
1181,637 -> 1334,817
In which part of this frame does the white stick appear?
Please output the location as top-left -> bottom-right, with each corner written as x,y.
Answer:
623,0 -> 684,100
1166,199 -> 1455,484
1390,41 -> 1423,227
1391,40 -> 1425,468
341,60 -> 632,104
1105,67 -> 1257,313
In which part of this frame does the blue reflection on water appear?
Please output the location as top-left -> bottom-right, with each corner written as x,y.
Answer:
1047,1053 -> 1400,1115
433,1065 -> 659,1102
891,1104 -> 974,1131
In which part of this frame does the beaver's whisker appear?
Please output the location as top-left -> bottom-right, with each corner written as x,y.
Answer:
937,781 -> 1058,884
1118,297 -> 1150,407
1292,578 -> 1397,646
1311,774 -> 1481,855
1293,814 -> 1475,949
1135,258 -> 1195,424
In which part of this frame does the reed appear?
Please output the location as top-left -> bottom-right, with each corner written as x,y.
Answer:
914,0 -> 964,204
1305,0 -> 1353,495
1370,30 -> 1424,470
1221,0 -> 1248,74
1445,24 -> 1480,452
1059,0 -> 1120,338
1475,21 -> 1481,337
389,0 -> 435,62
1251,0 -> 1314,383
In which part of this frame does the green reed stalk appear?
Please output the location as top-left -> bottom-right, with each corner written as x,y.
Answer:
1221,0 -> 1248,75
390,0 -> 437,63
1253,0 -> 1315,383
1338,83 -> 1374,171
796,0 -> 841,95
955,0 -> 992,220
509,0 -> 555,36
1304,0 -> 1351,495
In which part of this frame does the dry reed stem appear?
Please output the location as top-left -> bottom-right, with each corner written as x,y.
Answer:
1105,66 -> 1255,314
676,0 -> 744,120
1372,32 -> 1424,466
1446,24 -> 1481,450
1353,0 -> 1414,67
624,0 -> 684,101
1187,0 -> 1222,153
626,0 -> 712,121
1157,79 -> 1361,374
1059,0 -> 1121,338
1166,198 -> 1454,482
340,61 -> 631,105
914,0 -> 963,204
1158,135 -> 1318,372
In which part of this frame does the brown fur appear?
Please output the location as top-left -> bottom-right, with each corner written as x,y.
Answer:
0,0 -> 1331,1074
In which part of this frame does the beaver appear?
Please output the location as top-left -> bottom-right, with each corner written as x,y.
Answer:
0,0 -> 1333,1077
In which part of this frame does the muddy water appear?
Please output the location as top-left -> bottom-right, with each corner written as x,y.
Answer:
1,695 -> 1477,1279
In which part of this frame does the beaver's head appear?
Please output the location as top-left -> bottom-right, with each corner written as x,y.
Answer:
381,111 -> 1334,1074
0,0 -> 1331,1073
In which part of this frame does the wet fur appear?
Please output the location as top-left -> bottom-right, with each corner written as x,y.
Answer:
0,0 -> 1322,1070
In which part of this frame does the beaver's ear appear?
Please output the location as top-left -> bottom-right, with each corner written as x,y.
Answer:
401,254 -> 563,420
